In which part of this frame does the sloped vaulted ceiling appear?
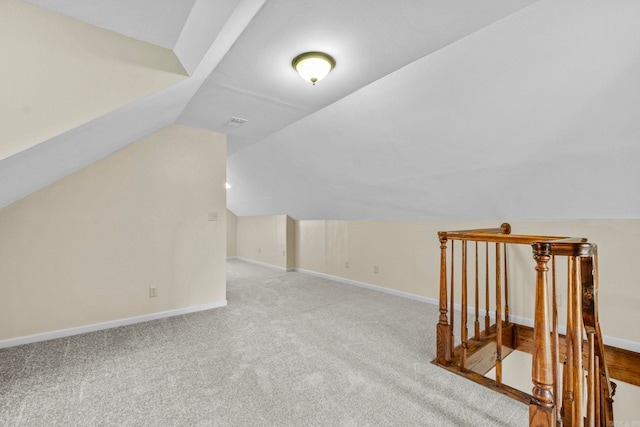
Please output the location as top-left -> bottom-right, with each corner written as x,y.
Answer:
226,0 -> 640,220
0,0 -> 257,209
1,0 -> 187,158
2,0 -> 639,220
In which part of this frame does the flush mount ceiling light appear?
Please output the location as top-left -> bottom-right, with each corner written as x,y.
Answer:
292,51 -> 335,85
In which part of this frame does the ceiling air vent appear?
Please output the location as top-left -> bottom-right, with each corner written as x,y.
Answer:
226,117 -> 248,128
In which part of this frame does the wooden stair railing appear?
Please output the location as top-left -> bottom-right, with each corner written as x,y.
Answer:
532,241 -> 615,427
433,224 -> 628,427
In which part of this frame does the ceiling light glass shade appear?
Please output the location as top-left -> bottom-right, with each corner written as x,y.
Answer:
292,52 -> 335,85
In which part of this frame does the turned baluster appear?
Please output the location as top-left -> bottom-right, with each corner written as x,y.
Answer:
550,256 -> 561,426
449,240 -> 456,358
461,240 -> 468,371
530,242 -> 556,426
436,233 -> 451,365
563,257 -> 576,427
567,256 -> 585,427
485,242 -> 490,333
504,243 -> 510,324
474,241 -> 480,339
586,331 -> 596,427
450,240 -> 455,360
495,242 -> 503,383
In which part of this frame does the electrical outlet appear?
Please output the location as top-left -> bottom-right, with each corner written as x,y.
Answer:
149,286 -> 158,298
345,261 -> 349,269
373,265 -> 379,274
208,212 -> 218,221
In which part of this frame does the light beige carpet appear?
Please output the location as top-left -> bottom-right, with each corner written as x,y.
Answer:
0,259 -> 527,426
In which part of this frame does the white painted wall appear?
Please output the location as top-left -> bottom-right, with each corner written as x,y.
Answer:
237,214 -> 292,270
295,219 -> 640,346
0,125 -> 227,341
227,209 -> 238,257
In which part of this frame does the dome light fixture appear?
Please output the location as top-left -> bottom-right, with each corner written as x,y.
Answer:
292,51 -> 335,85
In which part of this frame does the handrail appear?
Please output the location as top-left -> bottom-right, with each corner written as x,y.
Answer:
439,223 -> 585,245
435,223 -> 615,427
531,240 -> 614,426
533,239 -> 594,257
439,223 -> 512,236
443,233 -> 586,245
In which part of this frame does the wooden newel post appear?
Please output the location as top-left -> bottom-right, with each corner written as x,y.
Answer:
436,232 -> 452,365
530,242 -> 557,426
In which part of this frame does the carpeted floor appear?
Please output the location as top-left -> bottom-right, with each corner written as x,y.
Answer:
1,259 -> 528,426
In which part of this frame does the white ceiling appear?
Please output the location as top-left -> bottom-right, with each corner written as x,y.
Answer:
178,0 -> 536,153
3,0 -> 640,220
227,0 -> 640,220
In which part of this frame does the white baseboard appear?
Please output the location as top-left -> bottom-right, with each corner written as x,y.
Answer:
292,267 -> 640,354
506,314 -> 640,353
236,257 -> 294,272
293,268 -> 439,305
0,299 -> 227,349
602,335 -> 640,353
